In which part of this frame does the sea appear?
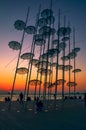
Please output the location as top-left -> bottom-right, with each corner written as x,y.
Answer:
0,92 -> 84,102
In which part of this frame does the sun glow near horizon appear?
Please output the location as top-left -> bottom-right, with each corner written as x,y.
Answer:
0,0 -> 86,94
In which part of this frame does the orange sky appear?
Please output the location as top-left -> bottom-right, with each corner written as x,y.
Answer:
0,63 -> 85,93
0,0 -> 86,93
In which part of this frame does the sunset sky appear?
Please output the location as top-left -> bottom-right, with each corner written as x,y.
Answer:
0,0 -> 86,93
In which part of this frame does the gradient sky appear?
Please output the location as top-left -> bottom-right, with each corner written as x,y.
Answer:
0,0 -> 86,92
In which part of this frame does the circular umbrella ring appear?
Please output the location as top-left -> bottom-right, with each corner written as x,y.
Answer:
47,48 -> 59,58
16,67 -> 28,74
39,27 -> 56,38
32,59 -> 39,66
67,82 -> 77,87
57,79 -> 66,85
14,20 -> 26,31
37,18 -> 47,27
61,56 -> 69,61
38,68 -> 52,75
62,37 -> 70,42
68,51 -> 77,59
20,52 -> 34,60
41,9 -> 53,18
58,64 -> 64,70
25,26 -> 36,34
72,47 -> 80,53
46,16 -> 55,25
34,34 -> 46,46
58,42 -> 66,51
29,79 -> 42,85
64,65 -> 73,71
57,27 -> 71,36
39,26 -> 51,34
8,41 -> 21,50
72,68 -> 81,73
35,61 -> 51,69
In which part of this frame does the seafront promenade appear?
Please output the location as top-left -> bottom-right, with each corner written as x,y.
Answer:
0,99 -> 86,130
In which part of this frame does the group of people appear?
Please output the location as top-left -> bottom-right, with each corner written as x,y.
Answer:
4,91 -> 86,111
19,93 -> 44,111
5,96 -> 10,102
19,92 -> 86,109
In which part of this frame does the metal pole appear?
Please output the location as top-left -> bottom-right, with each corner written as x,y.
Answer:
9,7 -> 30,110
54,9 -> 60,108
73,27 -> 76,96
62,16 -> 66,101
24,5 -> 41,111
68,22 -> 71,98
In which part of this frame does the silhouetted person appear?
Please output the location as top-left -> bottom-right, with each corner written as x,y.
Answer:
36,96 -> 39,101
36,100 -> 43,111
34,96 -> 37,101
54,94 -> 56,99
27,96 -> 31,101
38,100 -> 43,111
84,92 -> 86,106
5,96 -> 10,102
7,96 -> 10,101
19,92 -> 23,104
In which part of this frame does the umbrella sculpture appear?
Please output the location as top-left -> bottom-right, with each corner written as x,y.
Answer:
8,41 -> 21,50
8,2 -> 81,111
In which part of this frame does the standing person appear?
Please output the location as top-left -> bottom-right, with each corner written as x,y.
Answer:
19,92 -> 23,104
84,92 -> 86,106
38,100 -> 43,111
